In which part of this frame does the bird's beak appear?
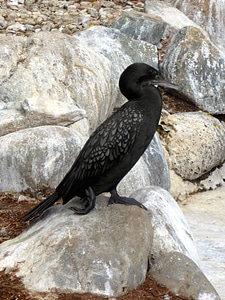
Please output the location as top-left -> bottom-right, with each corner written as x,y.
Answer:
148,80 -> 180,91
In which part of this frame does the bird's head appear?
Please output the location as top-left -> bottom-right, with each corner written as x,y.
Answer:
119,63 -> 179,100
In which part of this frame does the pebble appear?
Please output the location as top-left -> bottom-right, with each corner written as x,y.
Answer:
0,0 -> 144,35
6,22 -> 26,32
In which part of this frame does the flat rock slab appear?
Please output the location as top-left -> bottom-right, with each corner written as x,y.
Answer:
181,186 -> 225,300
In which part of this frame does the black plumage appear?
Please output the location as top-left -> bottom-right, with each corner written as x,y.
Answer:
24,63 -> 178,221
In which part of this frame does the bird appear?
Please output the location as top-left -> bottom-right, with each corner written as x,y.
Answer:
24,63 -> 178,221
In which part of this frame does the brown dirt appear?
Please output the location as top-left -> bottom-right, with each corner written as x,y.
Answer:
0,192 -> 189,300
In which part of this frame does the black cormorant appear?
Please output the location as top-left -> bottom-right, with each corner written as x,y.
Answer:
24,63 -> 178,221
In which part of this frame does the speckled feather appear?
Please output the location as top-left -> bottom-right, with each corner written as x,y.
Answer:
57,104 -> 143,199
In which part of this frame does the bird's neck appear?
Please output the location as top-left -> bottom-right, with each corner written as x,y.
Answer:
136,86 -> 162,127
137,86 -> 162,110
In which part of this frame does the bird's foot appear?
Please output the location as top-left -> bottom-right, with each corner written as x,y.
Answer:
108,189 -> 147,211
69,187 -> 96,215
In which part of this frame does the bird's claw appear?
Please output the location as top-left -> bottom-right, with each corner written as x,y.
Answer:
69,186 -> 96,215
108,189 -> 147,211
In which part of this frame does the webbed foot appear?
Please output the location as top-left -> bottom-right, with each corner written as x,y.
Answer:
108,189 -> 147,211
69,186 -> 96,215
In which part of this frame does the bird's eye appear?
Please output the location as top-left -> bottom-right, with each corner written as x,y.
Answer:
155,75 -> 161,80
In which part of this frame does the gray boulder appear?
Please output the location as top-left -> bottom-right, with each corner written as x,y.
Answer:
119,133 -> 170,195
143,133 -> 170,191
0,31 -> 116,133
0,196 -> 152,297
77,25 -> 158,69
0,98 -> 86,137
161,26 -> 225,114
114,3 -> 199,48
160,112 -> 225,180
118,157 -> 150,197
1,185 -> 219,298
144,1 -> 225,114
113,10 -> 168,45
131,187 -> 200,264
76,25 -> 158,107
144,0 -> 200,32
150,251 -> 221,300
0,34 -> 27,86
161,0 -> 225,48
0,126 -> 84,192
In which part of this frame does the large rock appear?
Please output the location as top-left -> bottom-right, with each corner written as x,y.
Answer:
160,112 -> 225,180
161,26 -> 225,114
0,31 -> 116,133
118,157 -> 150,197
119,133 -> 170,195
143,133 -> 170,191
144,1 -> 225,114
0,196 -> 152,297
76,25 -> 158,107
150,252 -> 221,300
181,186 -> 225,298
0,34 -> 27,86
162,0 -> 225,48
168,169 -> 198,201
0,98 -> 86,137
144,0 -> 200,32
77,25 -> 158,68
0,126 -> 84,192
131,187 -> 200,264
113,10 -> 169,45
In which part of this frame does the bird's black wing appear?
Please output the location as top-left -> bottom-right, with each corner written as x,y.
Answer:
57,104 -> 144,196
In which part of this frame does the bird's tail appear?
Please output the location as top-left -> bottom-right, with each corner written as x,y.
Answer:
23,192 -> 60,222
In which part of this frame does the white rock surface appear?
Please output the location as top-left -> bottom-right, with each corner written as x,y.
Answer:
145,0 -> 200,30
0,98 -> 86,137
0,126 -> 84,192
150,252 -> 221,300
0,31 -> 116,133
143,133 -> 170,191
160,112 -> 225,180
119,133 -> 170,195
162,0 -> 225,48
161,25 -> 225,114
76,25 -> 158,107
131,186 -> 200,264
181,186 -> 225,300
21,97 -> 86,127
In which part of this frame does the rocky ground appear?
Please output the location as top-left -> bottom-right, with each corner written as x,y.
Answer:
0,0 -> 144,36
